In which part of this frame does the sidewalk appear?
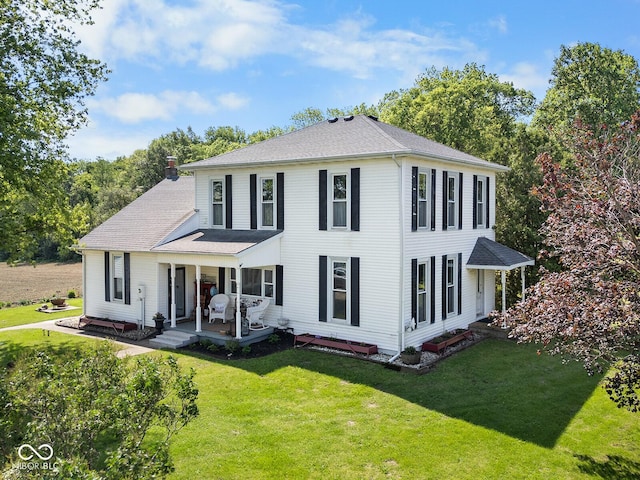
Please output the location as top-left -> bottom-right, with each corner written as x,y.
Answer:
0,317 -> 156,358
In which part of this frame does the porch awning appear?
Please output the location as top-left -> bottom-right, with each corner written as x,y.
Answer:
152,229 -> 282,267
466,237 -> 534,271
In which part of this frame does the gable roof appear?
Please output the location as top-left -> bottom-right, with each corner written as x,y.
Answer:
467,237 -> 535,271
183,115 -> 509,172
78,176 -> 196,252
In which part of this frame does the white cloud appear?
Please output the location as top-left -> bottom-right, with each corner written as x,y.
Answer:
77,0 -> 482,79
88,90 -> 248,124
488,15 -> 508,34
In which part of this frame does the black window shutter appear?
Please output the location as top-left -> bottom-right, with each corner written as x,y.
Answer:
430,169 -> 436,231
319,256 -> 327,321
277,172 -> 285,230
411,167 -> 418,231
275,265 -> 284,306
411,258 -> 417,321
485,176 -> 490,228
441,255 -> 447,319
104,251 -> 110,302
457,252 -> 463,315
319,170 -> 327,230
350,257 -> 360,326
218,268 -> 225,294
250,174 -> 257,229
225,174 -> 233,229
351,167 -> 360,231
458,172 -> 463,230
430,256 -> 436,323
472,174 -> 478,229
124,252 -> 131,305
442,171 -> 448,230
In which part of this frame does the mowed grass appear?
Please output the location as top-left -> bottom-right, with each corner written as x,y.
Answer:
0,298 -> 83,328
0,329 -> 638,479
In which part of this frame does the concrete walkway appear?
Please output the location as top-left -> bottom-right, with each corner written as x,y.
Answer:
0,317 -> 156,358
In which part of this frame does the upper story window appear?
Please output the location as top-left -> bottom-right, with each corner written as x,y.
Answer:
418,171 -> 428,228
473,175 -> 490,229
332,174 -> 348,228
447,175 -> 457,228
211,179 -> 224,227
443,171 -> 462,230
261,177 -> 274,228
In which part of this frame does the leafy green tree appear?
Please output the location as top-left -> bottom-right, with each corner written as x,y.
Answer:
500,113 -> 640,411
1,342 -> 199,478
534,42 -> 640,134
379,64 -> 535,160
0,0 -> 108,262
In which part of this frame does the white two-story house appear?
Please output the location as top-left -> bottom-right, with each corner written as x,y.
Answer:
78,115 -> 532,354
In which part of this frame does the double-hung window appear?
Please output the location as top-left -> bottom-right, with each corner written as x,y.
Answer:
332,259 -> 348,321
418,171 -> 428,228
231,267 -> 275,298
112,254 -> 124,302
476,177 -> 485,227
447,175 -> 457,228
446,257 -> 456,315
332,174 -> 348,228
211,179 -> 224,227
261,177 -> 274,228
417,261 -> 428,323
442,253 -> 461,318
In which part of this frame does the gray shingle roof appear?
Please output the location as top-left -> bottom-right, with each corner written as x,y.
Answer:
183,115 -> 509,172
467,237 -> 534,270
152,229 -> 282,255
78,177 -> 196,252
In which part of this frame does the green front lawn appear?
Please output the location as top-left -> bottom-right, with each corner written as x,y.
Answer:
0,328 -> 637,479
0,298 -> 83,328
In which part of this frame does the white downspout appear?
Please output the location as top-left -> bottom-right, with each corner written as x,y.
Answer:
390,154 -> 404,362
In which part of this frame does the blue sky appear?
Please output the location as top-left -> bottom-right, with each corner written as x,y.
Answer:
68,0 -> 640,160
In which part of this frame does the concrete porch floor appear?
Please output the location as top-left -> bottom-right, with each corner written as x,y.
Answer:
171,319 -> 276,346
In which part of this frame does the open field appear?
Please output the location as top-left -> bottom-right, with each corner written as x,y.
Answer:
0,261 -> 82,305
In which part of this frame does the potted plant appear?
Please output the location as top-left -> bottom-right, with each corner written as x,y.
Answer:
400,345 -> 422,365
50,293 -> 66,307
153,312 -> 166,334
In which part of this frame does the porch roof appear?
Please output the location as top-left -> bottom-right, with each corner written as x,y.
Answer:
466,237 -> 534,271
152,228 -> 282,257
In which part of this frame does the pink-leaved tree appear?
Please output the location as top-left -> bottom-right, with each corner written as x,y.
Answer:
498,112 -> 640,411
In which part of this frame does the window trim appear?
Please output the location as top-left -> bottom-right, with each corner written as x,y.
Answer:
330,173 -> 350,229
259,176 -> 275,229
417,170 -> 429,229
447,174 -> 458,229
112,253 -> 125,303
330,257 -> 350,323
211,178 -> 225,228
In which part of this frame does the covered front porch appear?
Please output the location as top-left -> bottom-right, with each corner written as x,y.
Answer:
152,229 -> 283,340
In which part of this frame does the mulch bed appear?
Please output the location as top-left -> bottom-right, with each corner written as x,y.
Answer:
55,317 -> 156,341
184,330 -> 295,360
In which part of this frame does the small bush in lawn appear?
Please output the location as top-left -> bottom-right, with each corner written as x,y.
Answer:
207,343 -> 220,353
267,333 -> 281,344
200,339 -> 213,348
242,346 -> 252,356
67,290 -> 77,299
19,299 -> 31,306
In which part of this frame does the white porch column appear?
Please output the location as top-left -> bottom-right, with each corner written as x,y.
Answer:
521,266 -> 526,303
235,265 -> 242,340
170,263 -> 177,328
195,265 -> 202,333
501,270 -> 507,328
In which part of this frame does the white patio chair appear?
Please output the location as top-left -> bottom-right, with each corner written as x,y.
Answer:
246,298 -> 270,330
208,294 -> 231,323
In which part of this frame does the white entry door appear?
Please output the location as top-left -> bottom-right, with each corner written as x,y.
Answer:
476,269 -> 485,317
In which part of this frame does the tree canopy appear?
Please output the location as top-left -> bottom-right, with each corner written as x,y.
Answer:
0,0 -> 108,262
534,42 -> 640,134
500,113 -> 640,410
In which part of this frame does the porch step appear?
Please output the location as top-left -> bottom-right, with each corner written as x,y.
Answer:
149,329 -> 199,349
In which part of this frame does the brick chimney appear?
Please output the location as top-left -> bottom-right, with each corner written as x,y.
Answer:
165,155 -> 178,180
